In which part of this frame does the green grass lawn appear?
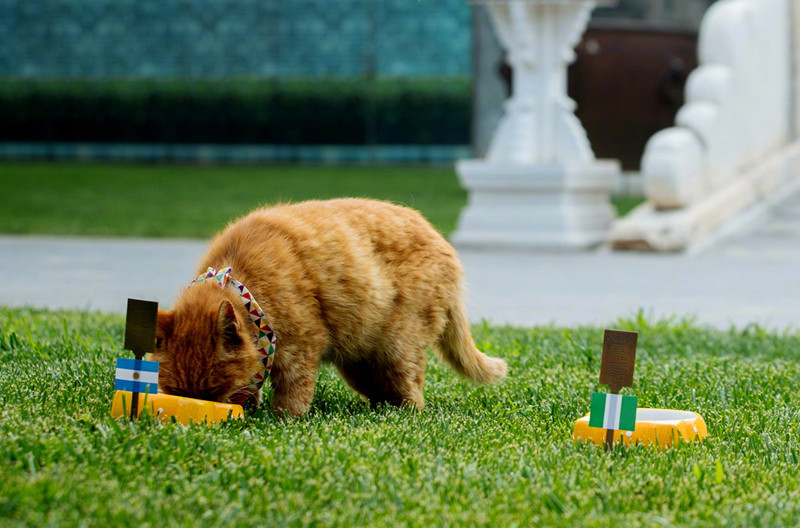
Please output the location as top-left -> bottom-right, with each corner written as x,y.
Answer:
2,307 -> 800,527
0,161 -> 642,239
0,162 -> 466,238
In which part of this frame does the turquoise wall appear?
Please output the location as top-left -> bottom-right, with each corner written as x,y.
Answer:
0,0 -> 471,79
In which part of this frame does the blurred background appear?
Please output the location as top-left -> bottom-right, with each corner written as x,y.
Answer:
4,0 -> 800,329
0,0 -> 716,167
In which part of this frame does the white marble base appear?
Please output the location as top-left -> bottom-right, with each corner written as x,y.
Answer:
451,159 -> 619,250
610,141 -> 800,252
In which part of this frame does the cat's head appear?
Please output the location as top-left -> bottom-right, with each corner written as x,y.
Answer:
151,282 -> 262,404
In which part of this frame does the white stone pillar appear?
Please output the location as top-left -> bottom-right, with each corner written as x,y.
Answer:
453,0 -> 619,250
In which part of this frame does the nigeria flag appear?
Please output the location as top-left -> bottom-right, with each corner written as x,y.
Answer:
589,392 -> 637,431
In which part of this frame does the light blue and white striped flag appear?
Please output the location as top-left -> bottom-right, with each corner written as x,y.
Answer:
115,357 -> 159,393
589,392 -> 637,431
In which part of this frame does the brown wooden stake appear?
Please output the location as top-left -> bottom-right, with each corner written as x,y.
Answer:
124,298 -> 158,421
605,427 -> 615,450
130,391 -> 138,421
598,330 -> 638,450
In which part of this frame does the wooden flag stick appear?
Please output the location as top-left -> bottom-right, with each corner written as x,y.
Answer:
599,329 -> 638,450
124,298 -> 158,420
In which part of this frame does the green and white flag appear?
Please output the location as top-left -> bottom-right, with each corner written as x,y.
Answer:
589,392 -> 637,431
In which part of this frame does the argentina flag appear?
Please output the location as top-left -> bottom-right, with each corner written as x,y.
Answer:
115,357 -> 159,393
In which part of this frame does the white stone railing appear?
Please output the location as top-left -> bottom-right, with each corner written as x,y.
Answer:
452,0 -> 619,250
611,0 -> 800,251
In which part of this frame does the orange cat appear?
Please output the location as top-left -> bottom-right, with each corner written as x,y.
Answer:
152,198 -> 507,416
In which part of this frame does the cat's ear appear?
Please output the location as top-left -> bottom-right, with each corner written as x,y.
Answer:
216,300 -> 243,347
155,309 -> 174,350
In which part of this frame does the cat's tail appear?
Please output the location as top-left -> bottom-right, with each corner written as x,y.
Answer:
436,303 -> 507,384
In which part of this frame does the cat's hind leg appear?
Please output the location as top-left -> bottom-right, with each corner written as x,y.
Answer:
336,351 -> 426,410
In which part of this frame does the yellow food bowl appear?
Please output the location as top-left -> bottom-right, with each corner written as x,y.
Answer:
111,390 -> 244,425
573,408 -> 708,448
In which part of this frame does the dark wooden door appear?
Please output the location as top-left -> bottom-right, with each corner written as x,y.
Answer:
567,24 -> 698,170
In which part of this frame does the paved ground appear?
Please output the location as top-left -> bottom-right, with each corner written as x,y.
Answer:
3,187 -> 800,330
466,182 -> 800,330
1,236 -> 206,315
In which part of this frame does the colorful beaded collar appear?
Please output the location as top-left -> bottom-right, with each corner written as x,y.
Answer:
192,267 -> 276,406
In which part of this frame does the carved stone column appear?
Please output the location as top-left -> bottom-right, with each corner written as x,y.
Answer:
453,0 -> 619,250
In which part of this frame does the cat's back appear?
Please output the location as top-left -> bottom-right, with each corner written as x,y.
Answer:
204,198 -> 459,279
233,198 -> 454,259
253,198 -> 438,236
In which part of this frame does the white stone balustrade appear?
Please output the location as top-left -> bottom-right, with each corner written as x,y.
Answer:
452,0 -> 619,250
611,0 -> 800,251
